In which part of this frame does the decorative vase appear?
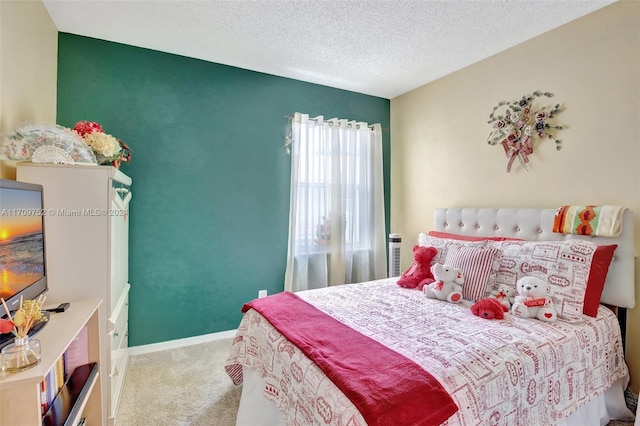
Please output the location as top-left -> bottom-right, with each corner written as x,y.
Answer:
1,337 -> 41,372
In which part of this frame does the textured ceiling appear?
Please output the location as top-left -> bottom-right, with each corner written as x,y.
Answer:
42,0 -> 617,99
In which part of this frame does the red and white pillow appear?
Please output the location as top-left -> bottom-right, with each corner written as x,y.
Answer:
487,239 -> 598,322
417,232 -> 616,316
418,233 -> 499,301
444,245 -> 499,301
426,231 -> 521,243
582,244 -> 617,317
418,233 -> 487,266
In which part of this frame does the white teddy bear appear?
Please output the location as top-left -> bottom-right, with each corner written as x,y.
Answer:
424,263 -> 464,303
490,284 -> 517,309
511,276 -> 557,322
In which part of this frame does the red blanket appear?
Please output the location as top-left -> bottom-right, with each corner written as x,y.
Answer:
243,292 -> 458,426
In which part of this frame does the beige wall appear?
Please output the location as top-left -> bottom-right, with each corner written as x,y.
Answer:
0,0 -> 57,180
391,0 -> 640,392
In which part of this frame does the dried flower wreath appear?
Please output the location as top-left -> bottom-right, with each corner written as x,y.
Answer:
487,91 -> 565,172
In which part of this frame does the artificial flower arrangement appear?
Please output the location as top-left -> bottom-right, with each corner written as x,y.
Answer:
0,296 -> 48,338
486,91 -> 564,172
73,121 -> 132,167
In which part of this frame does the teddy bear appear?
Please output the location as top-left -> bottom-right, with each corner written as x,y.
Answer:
471,298 -> 509,320
397,245 -> 437,290
490,284 -> 517,309
511,276 -> 558,322
424,263 -> 464,303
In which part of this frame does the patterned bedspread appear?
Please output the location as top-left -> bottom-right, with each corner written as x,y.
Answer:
225,278 -> 628,425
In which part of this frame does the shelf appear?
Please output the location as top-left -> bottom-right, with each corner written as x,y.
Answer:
0,300 -> 100,387
0,300 -> 103,425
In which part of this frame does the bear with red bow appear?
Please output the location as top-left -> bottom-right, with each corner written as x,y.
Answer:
490,284 -> 516,309
424,263 -> 464,303
511,276 -> 557,322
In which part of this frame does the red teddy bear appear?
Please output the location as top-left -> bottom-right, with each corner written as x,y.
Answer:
471,298 -> 509,320
397,245 -> 437,290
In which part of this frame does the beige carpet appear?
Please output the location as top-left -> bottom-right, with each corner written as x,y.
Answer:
116,337 -> 636,426
115,338 -> 241,426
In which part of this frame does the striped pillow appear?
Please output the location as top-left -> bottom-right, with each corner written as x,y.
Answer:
418,233 -> 486,266
445,245 -> 499,301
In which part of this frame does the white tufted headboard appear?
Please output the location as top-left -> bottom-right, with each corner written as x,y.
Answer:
434,208 -> 635,309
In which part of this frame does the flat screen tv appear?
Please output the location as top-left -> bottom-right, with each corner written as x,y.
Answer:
0,178 -> 48,347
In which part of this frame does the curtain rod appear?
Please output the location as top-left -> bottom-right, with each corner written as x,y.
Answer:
285,114 -> 389,132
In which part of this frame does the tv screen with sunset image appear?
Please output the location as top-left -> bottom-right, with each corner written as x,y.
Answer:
0,186 -> 46,302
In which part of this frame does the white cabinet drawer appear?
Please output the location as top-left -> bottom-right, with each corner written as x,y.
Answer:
110,306 -> 127,351
109,293 -> 128,353
110,330 -> 129,420
108,286 -> 129,421
108,285 -> 129,373
112,319 -> 128,354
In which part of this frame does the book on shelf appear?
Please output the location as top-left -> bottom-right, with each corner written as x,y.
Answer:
40,380 -> 48,415
55,355 -> 66,391
46,371 -> 56,412
65,325 -> 89,375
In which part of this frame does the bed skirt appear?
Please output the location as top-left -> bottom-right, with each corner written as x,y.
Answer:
236,366 -> 635,426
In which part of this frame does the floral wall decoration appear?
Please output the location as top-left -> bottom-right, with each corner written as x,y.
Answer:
487,91 -> 565,172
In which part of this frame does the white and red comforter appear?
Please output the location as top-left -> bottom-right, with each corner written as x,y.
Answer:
225,278 -> 628,425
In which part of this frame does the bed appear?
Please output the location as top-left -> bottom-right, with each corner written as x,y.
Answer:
225,208 -> 637,425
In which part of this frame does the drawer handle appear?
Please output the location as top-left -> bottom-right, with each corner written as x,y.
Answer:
114,331 -> 119,338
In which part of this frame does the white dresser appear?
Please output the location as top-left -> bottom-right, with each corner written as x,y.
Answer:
17,163 -> 131,425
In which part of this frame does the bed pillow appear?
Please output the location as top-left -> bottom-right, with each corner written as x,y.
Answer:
582,244 -> 617,317
428,231 -> 523,242
444,245 -> 499,301
488,239 -> 598,322
418,233 -> 486,265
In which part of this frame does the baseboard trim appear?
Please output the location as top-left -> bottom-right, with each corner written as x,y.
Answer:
128,329 -> 237,356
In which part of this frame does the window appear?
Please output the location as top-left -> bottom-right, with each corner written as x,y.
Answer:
284,113 -> 386,291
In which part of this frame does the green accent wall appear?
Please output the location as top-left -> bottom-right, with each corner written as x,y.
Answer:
56,33 -> 390,346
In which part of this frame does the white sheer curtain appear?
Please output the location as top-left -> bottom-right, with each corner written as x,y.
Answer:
284,112 -> 386,292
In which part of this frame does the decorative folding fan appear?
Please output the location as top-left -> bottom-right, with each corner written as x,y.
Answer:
1,124 -> 98,164
31,145 -> 75,164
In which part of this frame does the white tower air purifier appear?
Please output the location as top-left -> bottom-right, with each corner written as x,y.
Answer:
388,233 -> 402,277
